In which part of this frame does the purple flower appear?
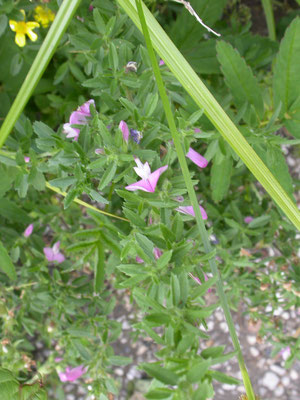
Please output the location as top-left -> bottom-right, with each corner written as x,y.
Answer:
159,59 -> 165,66
63,99 -> 95,141
194,128 -> 201,133
43,241 -> 65,263
189,272 -> 212,292
58,365 -> 86,382
136,256 -> 144,264
130,129 -> 143,144
95,148 -> 104,155
24,156 -> 30,163
176,204 -> 207,220
89,5 -> 94,11
244,216 -> 253,224
119,120 -> 129,143
24,223 -> 33,238
186,147 -> 208,168
125,158 -> 168,193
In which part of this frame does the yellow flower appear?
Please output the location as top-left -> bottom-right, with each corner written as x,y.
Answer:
34,6 -> 55,28
9,10 -> 40,47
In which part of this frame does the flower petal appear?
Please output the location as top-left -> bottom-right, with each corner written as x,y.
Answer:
65,365 -> 86,381
119,120 -> 129,143
26,29 -> 38,42
78,99 -> 95,115
186,147 -> 208,168
63,123 -> 79,140
26,22 -> 40,29
147,165 -> 168,192
54,252 -> 65,263
9,20 -> 17,32
69,111 -> 87,125
176,204 -> 207,220
43,247 -> 54,261
15,33 -> 26,47
125,178 -> 154,192
24,224 -> 34,238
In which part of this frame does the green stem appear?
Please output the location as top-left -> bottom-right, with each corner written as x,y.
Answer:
94,240 -> 105,292
261,0 -> 276,41
135,1 -> 256,398
0,0 -> 82,147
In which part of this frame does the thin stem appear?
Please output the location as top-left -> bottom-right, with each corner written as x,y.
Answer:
0,0 -> 82,148
135,0 -> 256,398
261,0 -> 276,41
46,182 -> 129,222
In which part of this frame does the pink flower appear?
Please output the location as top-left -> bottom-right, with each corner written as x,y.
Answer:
58,365 -> 86,382
43,241 -> 65,263
95,148 -> 104,155
186,147 -> 208,168
194,128 -> 201,133
136,256 -> 144,264
159,59 -> 165,66
119,120 -> 129,143
63,99 -> 95,141
279,347 -> 291,361
189,272 -> 212,292
176,204 -> 207,220
244,216 -> 253,224
89,5 -> 94,11
125,158 -> 168,193
24,156 -> 30,163
55,357 -> 63,363
24,223 -> 33,237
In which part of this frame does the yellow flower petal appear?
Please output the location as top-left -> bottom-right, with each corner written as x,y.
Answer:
15,32 -> 26,47
26,29 -> 38,42
26,22 -> 40,29
9,20 -> 17,32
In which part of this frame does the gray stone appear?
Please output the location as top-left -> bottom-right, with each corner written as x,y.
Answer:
262,371 -> 279,390
250,347 -> 259,357
270,364 -> 285,376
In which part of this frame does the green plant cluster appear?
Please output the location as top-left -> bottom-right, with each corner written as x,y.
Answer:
0,0 -> 299,399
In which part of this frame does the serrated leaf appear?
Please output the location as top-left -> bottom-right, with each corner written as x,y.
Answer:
0,241 -> 17,280
141,363 -> 179,385
273,18 -> 300,117
216,40 -> 264,120
210,156 -> 232,202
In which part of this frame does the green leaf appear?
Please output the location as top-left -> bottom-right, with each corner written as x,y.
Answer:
10,53 -> 23,76
64,187 -> 79,209
145,388 -> 174,399
20,382 -> 48,400
0,242 -> 17,280
210,156 -> 232,202
123,208 -> 146,227
0,198 -> 31,224
187,359 -> 211,383
98,162 -> 117,190
0,14 -> 8,37
88,189 -> 109,204
94,241 -> 105,292
141,363 -> 179,385
209,370 -> 241,385
216,40 -> 264,121
171,274 -> 180,306
135,232 -> 154,261
273,18 -> 300,116
0,367 -> 19,400
108,356 -> 132,366
93,8 -> 106,34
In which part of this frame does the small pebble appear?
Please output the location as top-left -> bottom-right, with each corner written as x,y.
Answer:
282,376 -> 290,386
250,347 -> 259,357
270,364 -> 285,376
290,369 -> 298,380
65,384 -> 75,393
215,311 -> 223,321
115,368 -> 124,376
274,386 -> 284,396
247,336 -> 256,345
282,312 -> 290,320
262,371 -> 279,390
222,384 -> 234,391
220,322 -> 229,332
207,321 -> 214,330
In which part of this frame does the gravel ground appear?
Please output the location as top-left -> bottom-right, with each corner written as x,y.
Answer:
54,288 -> 299,400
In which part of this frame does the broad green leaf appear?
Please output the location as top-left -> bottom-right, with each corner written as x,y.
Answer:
0,198 -> 31,224
273,18 -> 300,118
0,14 -> 8,37
99,162 -> 117,190
209,370 -> 241,385
0,241 -> 17,280
187,359 -> 211,383
93,8 -> 106,34
210,156 -> 232,202
141,363 -> 179,385
145,388 -> 174,399
216,41 -> 264,121
135,232 -> 155,261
